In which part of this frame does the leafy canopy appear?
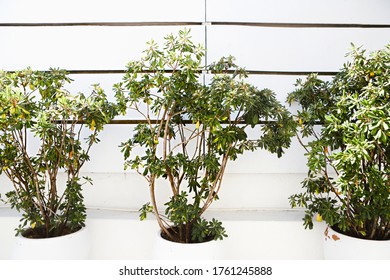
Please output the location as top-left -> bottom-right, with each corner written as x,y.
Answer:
288,44 -> 390,240
116,29 -> 295,243
0,68 -> 115,237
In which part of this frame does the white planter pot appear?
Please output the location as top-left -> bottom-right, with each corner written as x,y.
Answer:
12,226 -> 90,260
153,230 -> 224,260
323,226 -> 390,260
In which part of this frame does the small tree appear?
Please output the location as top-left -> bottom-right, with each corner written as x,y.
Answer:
115,29 -> 295,243
288,45 -> 390,240
0,68 -> 115,237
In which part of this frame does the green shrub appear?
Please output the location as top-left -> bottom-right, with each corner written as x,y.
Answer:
288,45 -> 390,240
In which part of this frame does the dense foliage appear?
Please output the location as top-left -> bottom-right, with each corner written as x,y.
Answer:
116,29 -> 295,243
288,45 -> 390,240
0,68 -> 115,237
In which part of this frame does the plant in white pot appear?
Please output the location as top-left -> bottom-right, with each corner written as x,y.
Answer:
115,29 -> 295,258
0,68 -> 115,259
288,44 -> 390,259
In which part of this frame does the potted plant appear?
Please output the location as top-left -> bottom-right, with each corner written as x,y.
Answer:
0,68 -> 115,259
288,44 -> 390,259
114,29 -> 295,257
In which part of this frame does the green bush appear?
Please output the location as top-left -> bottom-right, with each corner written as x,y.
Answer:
288,45 -> 390,240
0,68 -> 115,237
115,29 -> 295,243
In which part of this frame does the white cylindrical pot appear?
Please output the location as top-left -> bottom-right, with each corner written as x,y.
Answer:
153,230 -> 224,260
12,226 -> 90,260
324,226 -> 390,260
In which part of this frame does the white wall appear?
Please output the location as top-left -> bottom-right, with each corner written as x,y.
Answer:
0,0 -> 389,259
